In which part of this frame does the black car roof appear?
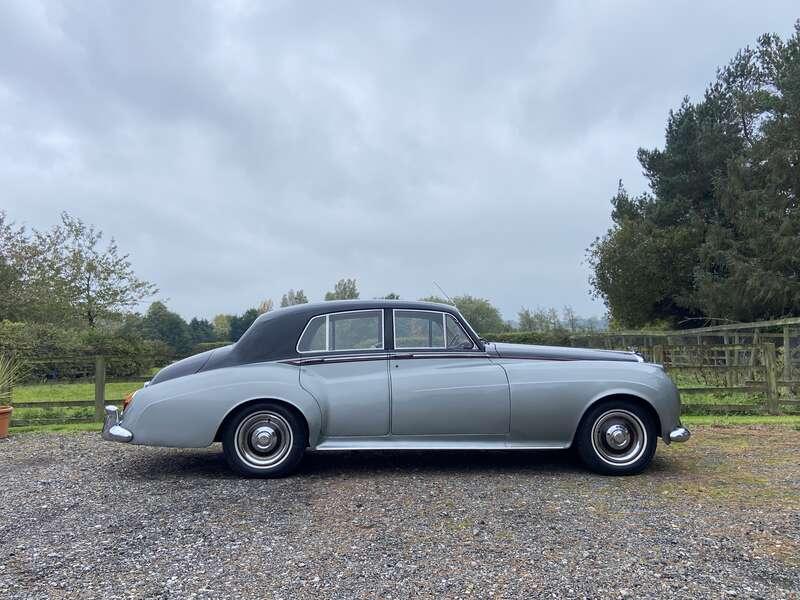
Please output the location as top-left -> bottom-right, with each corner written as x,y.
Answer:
254,299 -> 459,323
207,299 -> 476,368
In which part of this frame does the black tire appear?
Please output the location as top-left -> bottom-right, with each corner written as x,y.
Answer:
575,399 -> 657,475
221,401 -> 307,478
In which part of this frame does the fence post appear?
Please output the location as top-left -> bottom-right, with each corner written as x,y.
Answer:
762,343 -> 779,415
783,326 -> 791,382
94,356 -> 106,421
653,345 -> 664,366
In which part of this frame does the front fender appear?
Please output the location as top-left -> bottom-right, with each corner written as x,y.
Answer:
120,362 -> 322,448
495,359 -> 681,446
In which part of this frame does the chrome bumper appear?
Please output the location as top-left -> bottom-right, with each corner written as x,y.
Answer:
669,426 -> 691,443
101,405 -> 133,443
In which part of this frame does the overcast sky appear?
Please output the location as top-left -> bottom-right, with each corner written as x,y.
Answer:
1,2 -> 798,322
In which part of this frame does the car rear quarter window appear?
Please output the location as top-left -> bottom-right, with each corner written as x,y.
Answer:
297,310 -> 383,353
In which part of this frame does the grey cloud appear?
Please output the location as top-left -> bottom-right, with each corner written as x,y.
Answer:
2,1 -> 798,320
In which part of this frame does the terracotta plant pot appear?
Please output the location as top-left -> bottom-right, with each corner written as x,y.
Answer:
0,405 -> 12,438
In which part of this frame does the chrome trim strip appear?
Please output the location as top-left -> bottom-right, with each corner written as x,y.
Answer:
286,353 -> 391,366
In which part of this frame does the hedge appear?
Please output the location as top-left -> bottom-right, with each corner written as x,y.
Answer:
0,321 -> 172,382
191,341 -> 232,355
483,330 -> 572,347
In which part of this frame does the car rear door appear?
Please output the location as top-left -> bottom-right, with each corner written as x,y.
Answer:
389,310 -> 510,436
298,310 -> 391,437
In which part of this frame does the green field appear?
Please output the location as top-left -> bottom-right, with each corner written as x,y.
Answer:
12,381 -> 145,403
9,380 -> 147,428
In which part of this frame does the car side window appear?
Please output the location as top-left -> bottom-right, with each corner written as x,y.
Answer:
297,310 -> 383,352
394,310 -> 445,348
394,310 -> 475,350
445,314 -> 475,349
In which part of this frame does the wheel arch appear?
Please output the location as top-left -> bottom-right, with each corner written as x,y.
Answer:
214,397 -> 312,446
572,392 -> 662,445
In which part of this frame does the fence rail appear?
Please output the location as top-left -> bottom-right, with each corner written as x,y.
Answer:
9,354 -> 133,427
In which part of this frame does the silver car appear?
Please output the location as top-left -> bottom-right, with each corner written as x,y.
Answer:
102,300 -> 690,477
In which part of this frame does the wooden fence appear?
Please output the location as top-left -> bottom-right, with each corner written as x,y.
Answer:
10,355 -> 151,428
573,316 -> 800,415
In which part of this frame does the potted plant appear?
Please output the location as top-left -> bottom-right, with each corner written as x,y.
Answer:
0,354 -> 21,439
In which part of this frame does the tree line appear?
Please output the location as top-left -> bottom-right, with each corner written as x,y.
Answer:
0,213 -> 603,358
589,21 -> 800,329
128,280 -> 604,356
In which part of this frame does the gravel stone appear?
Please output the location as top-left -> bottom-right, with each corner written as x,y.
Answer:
0,427 -> 798,599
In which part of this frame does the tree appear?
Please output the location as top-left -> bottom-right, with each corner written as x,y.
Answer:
228,308 -> 260,342
45,213 -> 157,326
0,211 -> 157,326
589,22 -> 800,326
257,299 -> 274,314
420,294 -> 506,334
188,318 -> 216,345
325,278 -> 359,300
517,306 -> 564,332
212,314 -> 232,340
280,289 -> 308,307
0,212 -> 27,322
562,306 -> 578,333
141,301 -> 192,355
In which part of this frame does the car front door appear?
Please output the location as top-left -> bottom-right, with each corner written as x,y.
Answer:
298,309 -> 390,437
389,310 -> 510,436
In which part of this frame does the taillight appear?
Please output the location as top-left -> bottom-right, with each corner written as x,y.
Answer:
123,391 -> 136,412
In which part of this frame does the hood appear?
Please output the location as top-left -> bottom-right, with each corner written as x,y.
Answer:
488,342 -> 642,363
149,345 -> 234,385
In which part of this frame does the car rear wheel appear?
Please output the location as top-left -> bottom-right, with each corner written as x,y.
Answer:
575,399 -> 656,475
222,402 -> 307,477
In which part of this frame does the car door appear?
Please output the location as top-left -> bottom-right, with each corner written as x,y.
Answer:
389,309 -> 510,436
298,309 -> 390,437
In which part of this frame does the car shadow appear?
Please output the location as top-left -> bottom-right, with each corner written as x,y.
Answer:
118,445 -> 589,480
299,448 -> 583,477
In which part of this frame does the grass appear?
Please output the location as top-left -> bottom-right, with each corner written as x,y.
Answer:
11,381 -> 145,403
8,379 -> 147,429
682,414 -> 800,427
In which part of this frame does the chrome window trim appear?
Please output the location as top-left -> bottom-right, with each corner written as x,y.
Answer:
296,309 -> 385,354
392,309 -> 475,351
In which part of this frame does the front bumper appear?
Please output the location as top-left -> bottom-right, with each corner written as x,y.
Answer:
101,405 -> 133,443
669,426 -> 691,443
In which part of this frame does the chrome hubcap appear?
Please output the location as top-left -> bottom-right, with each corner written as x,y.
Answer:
251,425 -> 278,453
605,424 -> 631,449
234,411 -> 293,469
590,409 -> 647,466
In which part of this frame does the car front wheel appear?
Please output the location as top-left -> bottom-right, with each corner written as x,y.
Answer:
575,400 -> 657,475
222,401 -> 307,477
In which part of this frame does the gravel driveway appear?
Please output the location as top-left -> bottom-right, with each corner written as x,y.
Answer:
1,426 -> 798,599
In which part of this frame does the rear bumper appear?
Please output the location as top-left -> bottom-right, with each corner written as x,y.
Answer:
668,426 -> 691,443
101,405 -> 133,443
